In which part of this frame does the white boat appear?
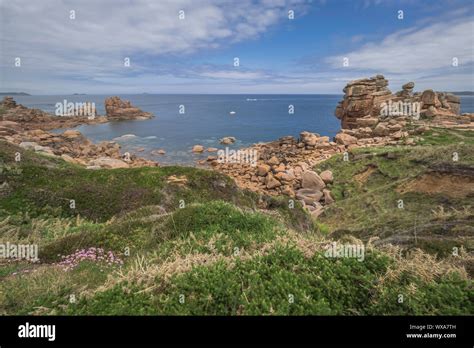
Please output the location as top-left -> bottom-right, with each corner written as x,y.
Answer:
229,111 -> 236,115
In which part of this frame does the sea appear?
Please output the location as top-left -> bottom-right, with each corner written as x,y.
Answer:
11,94 -> 474,165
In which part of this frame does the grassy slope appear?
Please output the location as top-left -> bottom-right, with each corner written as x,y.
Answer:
315,127 -> 474,257
0,133 -> 472,315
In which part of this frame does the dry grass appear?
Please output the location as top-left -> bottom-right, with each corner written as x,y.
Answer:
0,215 -> 91,245
90,230 -> 328,296
431,205 -> 472,220
0,216 -> 19,242
376,244 -> 470,286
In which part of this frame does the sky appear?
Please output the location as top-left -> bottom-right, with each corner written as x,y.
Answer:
0,0 -> 473,94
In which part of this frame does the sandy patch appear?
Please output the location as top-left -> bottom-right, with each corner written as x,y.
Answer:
397,172 -> 474,198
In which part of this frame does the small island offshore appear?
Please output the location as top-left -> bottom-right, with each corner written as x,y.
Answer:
0,74 -> 473,316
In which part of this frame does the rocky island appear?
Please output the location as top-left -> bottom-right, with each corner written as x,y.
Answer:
105,96 -> 154,120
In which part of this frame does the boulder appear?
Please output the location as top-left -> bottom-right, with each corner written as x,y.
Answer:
301,170 -> 326,190
296,188 -> 323,205
275,171 -> 295,182
256,164 -> 271,176
34,145 -> 55,155
323,189 -> 335,205
192,145 -> 205,153
265,173 -> 281,189
62,130 -> 82,139
151,149 -> 166,155
273,163 -> 286,173
373,123 -> 389,137
267,156 -> 280,166
300,131 -> 319,146
421,90 -> 437,106
397,82 -> 415,98
219,136 -> 236,145
423,106 -> 437,118
335,133 -> 357,146
19,141 -> 38,150
402,82 -> 414,90
320,170 -> 333,184
89,157 -> 129,169
445,93 -> 461,114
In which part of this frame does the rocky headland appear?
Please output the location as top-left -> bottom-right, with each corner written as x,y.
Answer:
0,96 -> 108,131
210,75 -> 474,217
335,74 -> 472,129
0,96 -> 157,169
104,96 -> 154,120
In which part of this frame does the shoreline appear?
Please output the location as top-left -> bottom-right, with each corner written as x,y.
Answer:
1,76 -> 474,217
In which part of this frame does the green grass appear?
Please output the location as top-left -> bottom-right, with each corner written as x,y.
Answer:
314,142 -> 474,255
0,141 -> 260,222
38,200 -> 283,262
0,139 -> 472,316
417,127 -> 474,146
56,246 -> 472,316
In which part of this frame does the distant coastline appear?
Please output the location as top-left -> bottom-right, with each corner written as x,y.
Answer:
0,92 -> 30,96
2,91 -> 473,97
451,91 -> 474,96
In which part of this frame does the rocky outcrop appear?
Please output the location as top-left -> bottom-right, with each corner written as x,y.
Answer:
0,98 -> 157,169
0,97 -> 107,130
335,75 -> 392,129
88,157 -> 129,169
192,145 -> 205,153
104,96 -> 153,120
210,131 -> 344,217
210,75 -> 474,217
335,75 -> 471,131
2,96 -> 17,108
3,127 -> 156,168
219,136 -> 236,145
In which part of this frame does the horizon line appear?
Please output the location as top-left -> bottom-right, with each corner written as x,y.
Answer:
0,93 -> 347,96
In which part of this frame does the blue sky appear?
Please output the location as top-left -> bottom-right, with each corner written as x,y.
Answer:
0,0 -> 473,94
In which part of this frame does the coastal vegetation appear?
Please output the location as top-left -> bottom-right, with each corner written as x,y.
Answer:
0,75 -> 472,316
0,134 -> 472,315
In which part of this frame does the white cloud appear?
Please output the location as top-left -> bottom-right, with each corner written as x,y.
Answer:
1,1 -> 472,94
198,70 -> 269,80
326,16 -> 474,74
0,0 -> 302,57
0,0 -> 308,92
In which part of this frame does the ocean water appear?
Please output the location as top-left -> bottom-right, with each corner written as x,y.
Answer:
11,94 -> 474,165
